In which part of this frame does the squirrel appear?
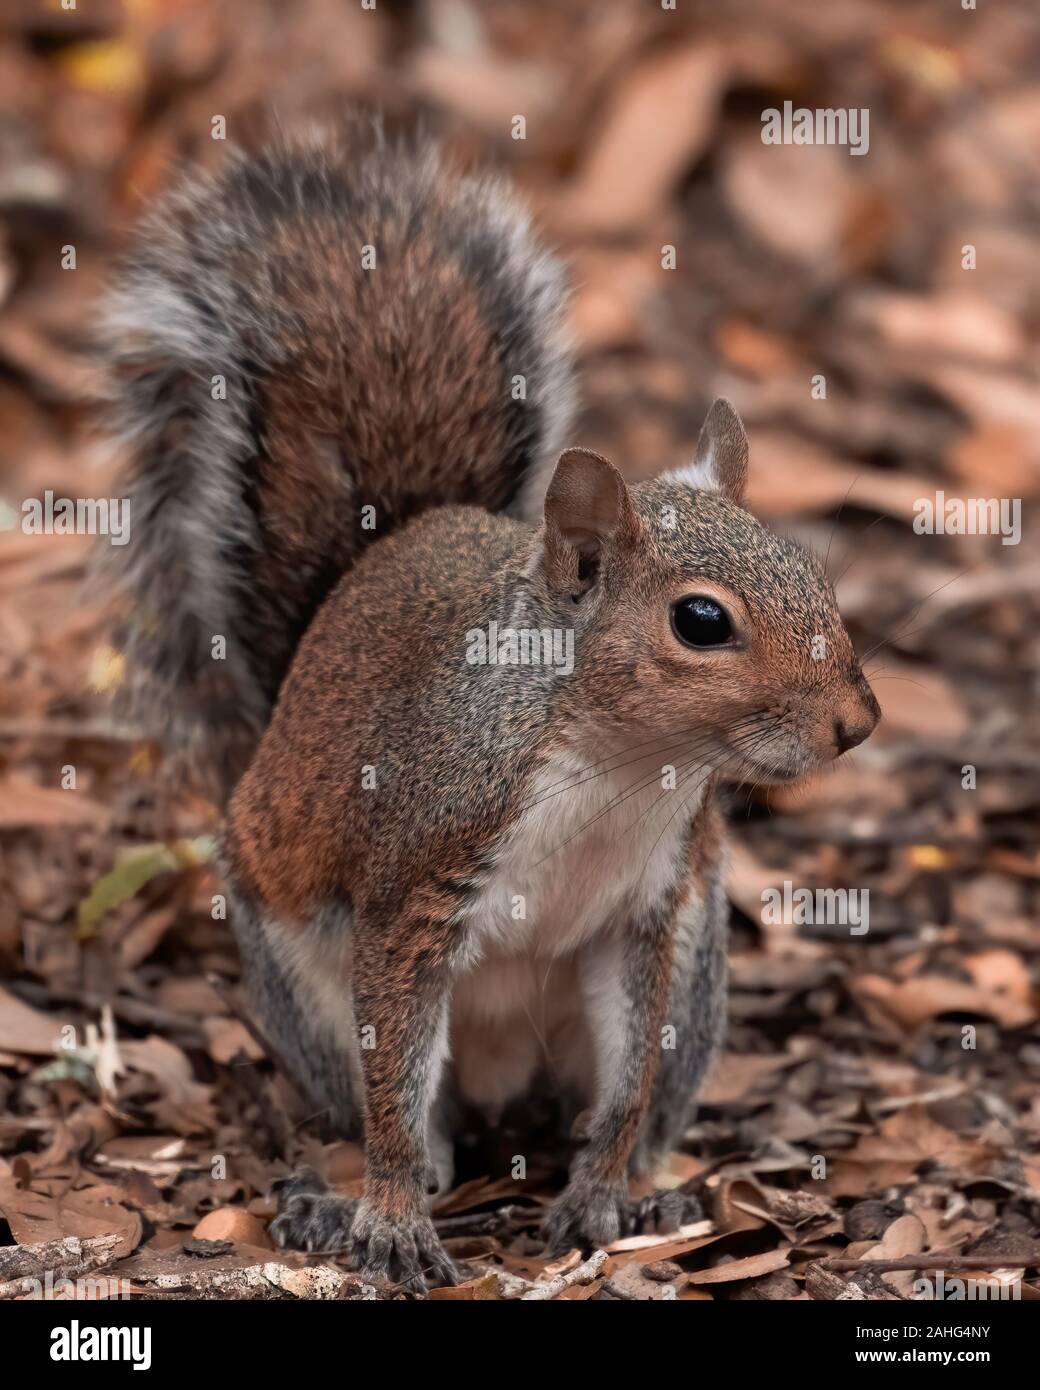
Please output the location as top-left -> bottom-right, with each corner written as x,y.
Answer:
102,126 -> 880,1292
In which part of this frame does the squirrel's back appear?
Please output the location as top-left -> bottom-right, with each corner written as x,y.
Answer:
103,127 -> 574,793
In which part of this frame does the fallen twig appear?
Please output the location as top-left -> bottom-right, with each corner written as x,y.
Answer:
519,1249 -> 607,1300
139,1261 -> 366,1300
805,1264 -> 869,1301
819,1252 -> 1037,1274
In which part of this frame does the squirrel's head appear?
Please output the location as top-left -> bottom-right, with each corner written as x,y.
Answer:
541,399 -> 880,784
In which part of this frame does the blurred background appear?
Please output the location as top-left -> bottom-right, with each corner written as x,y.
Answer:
0,0 -> 1037,1299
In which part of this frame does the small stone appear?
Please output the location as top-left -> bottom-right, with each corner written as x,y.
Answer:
641,1259 -> 683,1282
182,1238 -> 233,1259
843,1198 -> 903,1242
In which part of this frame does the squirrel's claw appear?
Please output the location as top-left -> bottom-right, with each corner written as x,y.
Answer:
629,1188 -> 705,1234
543,1181 -> 705,1254
542,1179 -> 631,1254
270,1171 -> 458,1294
349,1200 -> 459,1295
270,1168 -> 357,1254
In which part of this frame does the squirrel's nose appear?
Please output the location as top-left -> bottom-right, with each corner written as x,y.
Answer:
833,716 -> 872,755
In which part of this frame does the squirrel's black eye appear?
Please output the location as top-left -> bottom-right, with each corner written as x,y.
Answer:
671,596 -> 734,649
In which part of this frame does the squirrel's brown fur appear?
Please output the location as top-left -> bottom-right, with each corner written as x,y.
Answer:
103,132 -> 879,1292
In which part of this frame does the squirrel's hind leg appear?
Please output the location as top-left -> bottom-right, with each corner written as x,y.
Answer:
227,890 -> 368,1255
226,884 -> 365,1139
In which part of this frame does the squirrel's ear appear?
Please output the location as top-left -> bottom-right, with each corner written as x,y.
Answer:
543,448 -> 640,594
676,398 -> 749,504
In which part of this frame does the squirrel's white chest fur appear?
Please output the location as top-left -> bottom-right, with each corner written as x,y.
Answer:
448,750 -> 703,1112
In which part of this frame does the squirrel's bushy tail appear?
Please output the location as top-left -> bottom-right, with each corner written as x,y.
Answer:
101,127 -> 574,796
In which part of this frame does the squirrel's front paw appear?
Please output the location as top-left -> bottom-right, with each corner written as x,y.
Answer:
270,1167 -> 358,1253
350,1200 -> 458,1295
628,1188 -> 705,1234
542,1179 -> 630,1254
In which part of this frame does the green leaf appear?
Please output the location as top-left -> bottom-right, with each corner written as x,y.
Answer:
77,835 -> 216,940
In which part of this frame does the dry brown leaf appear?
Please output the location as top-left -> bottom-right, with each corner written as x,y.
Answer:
854,291 -> 1025,365
0,316 -> 101,401
152,977 -> 225,1016
300,1140 -> 366,1186
117,906 -> 177,970
769,763 -> 907,815
685,1248 -> 791,1285
721,134 -> 861,267
699,1052 -> 789,1106
860,1212 -> 928,1297
948,425 -> 1038,496
411,51 -> 558,135
748,432 -> 939,524
828,1108 -> 999,1196
432,1173 -> 540,1217
98,1135 -> 187,1179
851,955 -> 1035,1029
605,1220 -> 712,1254
715,319 -> 803,378
0,985 -> 61,1055
119,1035 -> 216,1135
867,662 -> 968,741
201,1017 -> 265,1065
557,43 -> 727,234
0,775 -> 110,829
713,1178 -> 774,1236
428,1271 -> 503,1300
860,1212 -> 928,1262
641,1150 -> 705,1192
922,362 -> 1040,450
605,1230 -> 722,1272
0,1175 -> 141,1257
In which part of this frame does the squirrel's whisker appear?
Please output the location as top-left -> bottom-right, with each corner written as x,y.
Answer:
518,725 -> 711,810
634,734 -> 761,881
592,719 -> 780,883
638,716 -> 786,872
858,564 -> 977,665
531,717 -> 769,868
824,474 -> 863,580
831,512 -> 886,588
